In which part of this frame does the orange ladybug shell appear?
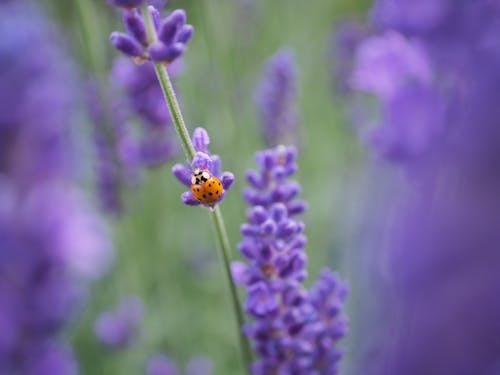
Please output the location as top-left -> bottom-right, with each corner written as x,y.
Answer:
191,173 -> 223,204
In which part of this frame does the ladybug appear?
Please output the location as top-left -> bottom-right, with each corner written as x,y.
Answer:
190,168 -> 223,204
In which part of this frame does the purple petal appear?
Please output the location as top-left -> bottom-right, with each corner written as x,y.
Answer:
176,24 -> 194,44
231,261 -> 250,285
221,172 -> 234,190
110,32 -> 144,57
192,127 -> 210,152
149,42 -> 185,63
287,200 -> 307,216
191,151 -> 211,170
158,9 -> 186,45
172,164 -> 192,187
181,191 -> 200,206
123,9 -> 147,45
247,206 -> 268,224
211,155 -> 221,178
241,223 -> 260,237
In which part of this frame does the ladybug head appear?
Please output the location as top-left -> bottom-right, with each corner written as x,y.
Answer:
191,168 -> 211,185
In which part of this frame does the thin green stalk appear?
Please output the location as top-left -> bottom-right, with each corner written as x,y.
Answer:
142,5 -> 252,373
210,206 -> 253,369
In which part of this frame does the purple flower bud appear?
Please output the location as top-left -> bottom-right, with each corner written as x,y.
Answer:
149,41 -> 185,63
123,9 -> 147,46
260,219 -> 277,236
177,25 -> 194,44
110,32 -> 144,57
173,128 -> 234,208
192,127 -> 210,153
181,191 -> 201,206
248,206 -> 268,224
246,282 -> 279,317
158,9 -> 186,45
172,164 -> 192,187
221,172 -> 234,190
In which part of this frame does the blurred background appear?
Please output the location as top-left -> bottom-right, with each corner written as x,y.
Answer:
4,0 -> 500,374
39,0 -> 369,373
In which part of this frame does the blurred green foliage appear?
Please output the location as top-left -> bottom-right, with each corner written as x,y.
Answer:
44,0 -> 370,373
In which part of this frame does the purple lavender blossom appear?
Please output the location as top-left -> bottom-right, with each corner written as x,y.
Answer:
350,30 -> 444,161
255,49 -> 299,147
146,354 -> 213,375
110,5 -> 194,66
0,3 -> 112,372
345,1 -> 500,375
111,57 -> 180,166
331,21 -> 367,93
172,127 -> 235,207
87,56 -> 182,213
94,296 -> 143,349
232,145 -> 347,374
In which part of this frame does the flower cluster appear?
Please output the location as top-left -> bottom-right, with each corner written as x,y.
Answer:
255,49 -> 299,147
94,296 -> 144,349
147,354 -> 213,375
232,145 -> 347,374
345,1 -> 500,375
172,128 -> 234,208
0,2 -> 112,373
110,4 -> 193,66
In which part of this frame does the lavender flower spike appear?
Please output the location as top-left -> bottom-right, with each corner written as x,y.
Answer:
109,3 -> 194,66
172,127 -> 234,208
256,49 -> 299,147
233,145 -> 348,374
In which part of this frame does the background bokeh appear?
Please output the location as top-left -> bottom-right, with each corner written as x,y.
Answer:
16,0 -> 370,373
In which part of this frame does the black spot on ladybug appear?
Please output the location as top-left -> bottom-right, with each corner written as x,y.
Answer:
209,192 -> 213,196
215,190 -> 219,194
196,188 -> 200,192
203,194 -> 207,199
208,183 -> 212,187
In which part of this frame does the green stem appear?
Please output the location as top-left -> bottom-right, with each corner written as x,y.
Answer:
210,207 -> 254,369
142,5 -> 252,373
153,64 -> 196,159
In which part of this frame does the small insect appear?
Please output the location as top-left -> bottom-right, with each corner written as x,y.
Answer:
190,168 -> 223,204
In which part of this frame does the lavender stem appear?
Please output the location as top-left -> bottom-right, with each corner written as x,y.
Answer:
142,5 -> 252,373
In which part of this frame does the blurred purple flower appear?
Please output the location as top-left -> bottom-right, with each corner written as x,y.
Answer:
87,57 -> 183,213
95,296 -> 143,349
331,21 -> 367,93
146,354 -> 213,375
110,5 -> 193,66
172,127 -> 235,208
255,49 -> 299,147
111,57 -> 180,166
0,2 -> 113,372
233,145 -> 347,374
345,1 -> 500,375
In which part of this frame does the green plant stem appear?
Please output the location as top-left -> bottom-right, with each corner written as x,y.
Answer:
210,206 -> 254,369
142,5 -> 252,373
